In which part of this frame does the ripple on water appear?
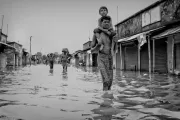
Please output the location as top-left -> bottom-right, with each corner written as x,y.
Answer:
1,66 -> 180,120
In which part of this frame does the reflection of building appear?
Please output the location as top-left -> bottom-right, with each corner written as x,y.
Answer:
6,42 -> 23,66
83,41 -> 98,67
0,30 -> 15,70
115,0 -> 180,75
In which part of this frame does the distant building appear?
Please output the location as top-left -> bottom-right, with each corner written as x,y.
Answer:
73,50 -> 83,66
0,30 -> 15,70
6,41 -> 23,66
83,41 -> 98,67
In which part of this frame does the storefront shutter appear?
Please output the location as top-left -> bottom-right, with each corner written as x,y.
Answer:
155,39 -> 167,73
140,43 -> 149,71
175,43 -> 180,70
125,45 -> 138,71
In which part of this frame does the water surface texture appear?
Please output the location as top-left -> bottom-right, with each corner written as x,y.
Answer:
0,65 -> 180,120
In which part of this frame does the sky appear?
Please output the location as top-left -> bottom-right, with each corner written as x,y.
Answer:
0,0 -> 158,55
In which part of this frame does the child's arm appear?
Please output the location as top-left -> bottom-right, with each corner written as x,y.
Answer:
98,26 -> 111,36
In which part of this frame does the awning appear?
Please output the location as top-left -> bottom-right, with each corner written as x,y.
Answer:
118,32 -> 148,43
0,42 -> 15,49
153,26 -> 180,40
118,27 -> 165,43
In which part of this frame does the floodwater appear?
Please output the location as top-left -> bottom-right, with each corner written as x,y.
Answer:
0,64 -> 180,120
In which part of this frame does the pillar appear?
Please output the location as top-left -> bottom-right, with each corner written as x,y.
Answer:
0,53 -> 7,71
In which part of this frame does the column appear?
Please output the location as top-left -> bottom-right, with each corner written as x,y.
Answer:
0,53 -> 7,71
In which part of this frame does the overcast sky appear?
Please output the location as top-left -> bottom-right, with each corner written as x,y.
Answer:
0,0 -> 158,54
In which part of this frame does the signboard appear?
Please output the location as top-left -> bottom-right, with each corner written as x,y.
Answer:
142,11 -> 151,27
151,6 -> 161,23
142,6 -> 161,27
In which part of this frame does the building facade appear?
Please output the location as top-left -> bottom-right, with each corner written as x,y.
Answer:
115,0 -> 180,75
0,30 -> 15,70
6,42 -> 23,66
73,50 -> 83,66
83,41 -> 98,67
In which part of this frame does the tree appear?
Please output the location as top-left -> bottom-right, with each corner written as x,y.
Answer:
54,52 -> 59,59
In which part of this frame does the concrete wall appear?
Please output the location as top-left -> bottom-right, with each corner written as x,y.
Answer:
117,0 -> 180,40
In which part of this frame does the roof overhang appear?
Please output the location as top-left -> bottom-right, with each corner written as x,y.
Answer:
118,27 -> 165,43
0,42 -> 16,50
152,26 -> 180,40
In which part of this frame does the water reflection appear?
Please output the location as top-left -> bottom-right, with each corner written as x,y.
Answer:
49,69 -> 53,75
62,71 -> 68,80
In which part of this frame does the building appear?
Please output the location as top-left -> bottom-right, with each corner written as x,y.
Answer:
83,41 -> 92,67
83,41 -> 98,67
72,50 -> 83,66
0,30 -> 15,70
6,41 -> 23,66
115,0 -> 180,75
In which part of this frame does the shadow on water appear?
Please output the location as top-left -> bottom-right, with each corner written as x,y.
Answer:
49,69 -> 53,75
62,71 -> 68,80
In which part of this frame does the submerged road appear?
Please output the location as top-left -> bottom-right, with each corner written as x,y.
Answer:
0,64 -> 180,120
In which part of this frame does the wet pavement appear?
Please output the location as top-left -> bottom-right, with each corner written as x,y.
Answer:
0,64 -> 180,120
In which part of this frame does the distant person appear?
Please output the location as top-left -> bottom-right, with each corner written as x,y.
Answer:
48,53 -> 55,71
91,16 -> 116,98
61,51 -> 69,72
92,6 -> 115,53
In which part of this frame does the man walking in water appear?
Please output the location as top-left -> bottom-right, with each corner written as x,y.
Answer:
60,51 -> 69,72
91,16 -> 116,97
48,53 -> 55,74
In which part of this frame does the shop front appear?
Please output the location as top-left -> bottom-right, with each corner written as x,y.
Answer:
152,26 -> 180,75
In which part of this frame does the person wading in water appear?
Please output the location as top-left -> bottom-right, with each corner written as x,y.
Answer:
60,51 -> 69,72
91,15 -> 116,98
48,53 -> 55,74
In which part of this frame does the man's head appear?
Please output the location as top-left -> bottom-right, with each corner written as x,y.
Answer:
100,16 -> 111,29
99,6 -> 108,17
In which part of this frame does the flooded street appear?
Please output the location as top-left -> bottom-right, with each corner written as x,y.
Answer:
0,64 -> 180,120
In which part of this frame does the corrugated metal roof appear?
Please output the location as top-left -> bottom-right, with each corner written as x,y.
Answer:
118,32 -> 147,43
153,26 -> 180,39
118,27 -> 165,43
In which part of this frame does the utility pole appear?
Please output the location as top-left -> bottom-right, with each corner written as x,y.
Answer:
117,6 -> 118,24
1,15 -> 4,30
7,24 -> 8,36
30,36 -> 32,66
89,30 -> 90,41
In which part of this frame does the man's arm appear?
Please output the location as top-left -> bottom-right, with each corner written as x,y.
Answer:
111,34 -> 117,56
91,34 -> 101,53
91,35 -> 97,48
